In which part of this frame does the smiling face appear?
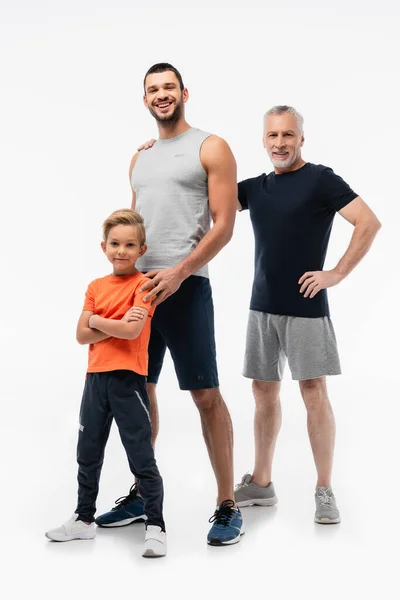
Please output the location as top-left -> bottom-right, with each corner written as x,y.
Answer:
101,224 -> 146,275
143,70 -> 188,125
264,112 -> 305,173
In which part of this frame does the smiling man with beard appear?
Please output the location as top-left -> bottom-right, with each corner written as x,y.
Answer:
95,63 -> 244,546
234,106 -> 381,524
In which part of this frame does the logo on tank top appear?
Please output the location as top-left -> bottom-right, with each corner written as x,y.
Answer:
174,153 -> 185,158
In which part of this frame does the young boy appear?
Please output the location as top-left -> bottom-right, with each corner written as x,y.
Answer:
45,209 -> 166,557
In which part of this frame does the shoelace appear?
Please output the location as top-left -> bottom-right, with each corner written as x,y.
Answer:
235,474 -> 251,489
112,484 -> 139,510
316,489 -> 332,506
208,500 -> 236,526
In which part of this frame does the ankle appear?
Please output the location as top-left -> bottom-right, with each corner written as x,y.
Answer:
316,481 -> 331,489
251,474 -> 271,488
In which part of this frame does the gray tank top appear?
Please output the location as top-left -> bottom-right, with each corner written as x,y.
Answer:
131,127 -> 212,278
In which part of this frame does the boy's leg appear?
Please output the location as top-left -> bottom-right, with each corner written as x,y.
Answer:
108,370 -> 165,531
76,373 -> 113,522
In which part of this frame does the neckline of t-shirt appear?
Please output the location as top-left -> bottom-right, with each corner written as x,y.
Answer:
108,272 -> 142,281
156,127 -> 196,144
272,162 -> 310,177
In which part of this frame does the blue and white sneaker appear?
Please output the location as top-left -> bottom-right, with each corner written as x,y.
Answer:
207,499 -> 244,545
95,484 -> 146,528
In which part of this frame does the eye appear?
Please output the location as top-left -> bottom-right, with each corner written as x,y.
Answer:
110,241 -> 118,246
127,243 -> 135,247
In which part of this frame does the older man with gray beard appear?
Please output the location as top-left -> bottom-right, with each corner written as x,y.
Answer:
234,105 -> 381,523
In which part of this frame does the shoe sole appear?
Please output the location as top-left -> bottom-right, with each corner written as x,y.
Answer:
236,496 -> 278,508
45,532 -> 96,542
207,526 -> 245,546
95,515 -> 146,528
315,517 -> 341,524
142,548 -> 166,558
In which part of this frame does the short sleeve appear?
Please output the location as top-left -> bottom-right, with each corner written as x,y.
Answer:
319,167 -> 358,212
133,277 -> 156,317
238,179 -> 250,211
83,281 -> 96,312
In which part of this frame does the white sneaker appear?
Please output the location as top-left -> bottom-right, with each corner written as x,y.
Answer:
45,514 -> 96,542
142,525 -> 167,557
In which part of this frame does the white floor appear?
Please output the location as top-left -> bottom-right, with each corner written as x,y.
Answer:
4,364 -> 398,599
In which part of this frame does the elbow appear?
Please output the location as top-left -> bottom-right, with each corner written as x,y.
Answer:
122,326 -> 141,340
219,223 -> 234,247
126,331 -> 141,341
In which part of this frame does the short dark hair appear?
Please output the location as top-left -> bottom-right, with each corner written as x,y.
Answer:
143,63 -> 184,92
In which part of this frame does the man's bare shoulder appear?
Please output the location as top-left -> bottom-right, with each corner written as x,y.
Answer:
200,134 -> 235,168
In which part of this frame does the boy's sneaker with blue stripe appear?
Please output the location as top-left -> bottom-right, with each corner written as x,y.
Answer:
207,499 -> 244,545
95,484 -> 146,527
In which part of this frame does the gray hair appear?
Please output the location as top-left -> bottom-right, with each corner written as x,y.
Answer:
264,105 -> 304,133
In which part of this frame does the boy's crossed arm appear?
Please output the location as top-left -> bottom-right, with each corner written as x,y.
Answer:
76,307 -> 147,345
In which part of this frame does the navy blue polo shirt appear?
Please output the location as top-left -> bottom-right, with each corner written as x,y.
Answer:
238,163 -> 358,318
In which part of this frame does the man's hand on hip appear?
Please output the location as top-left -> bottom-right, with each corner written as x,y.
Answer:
298,269 -> 344,298
141,268 -> 185,306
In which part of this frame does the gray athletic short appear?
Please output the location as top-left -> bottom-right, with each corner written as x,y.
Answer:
243,310 -> 341,382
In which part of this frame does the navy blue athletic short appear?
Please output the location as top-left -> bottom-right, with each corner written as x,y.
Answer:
147,275 -> 219,390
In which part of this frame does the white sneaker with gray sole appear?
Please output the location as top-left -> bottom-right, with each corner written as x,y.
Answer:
45,514 -> 96,541
234,473 -> 278,507
315,487 -> 341,524
142,525 -> 167,557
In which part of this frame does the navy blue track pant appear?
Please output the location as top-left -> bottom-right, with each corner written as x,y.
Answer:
75,370 -> 164,530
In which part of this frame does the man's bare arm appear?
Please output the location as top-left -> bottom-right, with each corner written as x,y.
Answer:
141,135 -> 237,305
334,196 -> 382,277
129,152 -> 139,210
299,196 -> 382,298
176,135 -> 237,277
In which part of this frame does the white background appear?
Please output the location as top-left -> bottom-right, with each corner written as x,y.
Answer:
1,1 -> 399,598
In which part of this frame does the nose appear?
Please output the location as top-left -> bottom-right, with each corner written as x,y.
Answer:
117,247 -> 126,256
274,134 -> 285,148
156,90 -> 169,101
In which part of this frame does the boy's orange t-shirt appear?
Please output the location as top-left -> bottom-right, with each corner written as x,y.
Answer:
82,272 -> 155,375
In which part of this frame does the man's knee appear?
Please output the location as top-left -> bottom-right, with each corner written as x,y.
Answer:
252,379 -> 280,405
190,388 -> 222,411
299,377 -> 328,409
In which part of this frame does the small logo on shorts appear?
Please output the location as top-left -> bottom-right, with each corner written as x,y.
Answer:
79,424 -> 84,432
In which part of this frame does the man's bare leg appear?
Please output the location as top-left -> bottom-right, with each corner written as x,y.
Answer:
251,380 -> 282,487
299,377 -> 335,488
191,388 -> 234,505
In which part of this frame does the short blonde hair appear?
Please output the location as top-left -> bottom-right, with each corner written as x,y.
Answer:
102,209 -> 146,246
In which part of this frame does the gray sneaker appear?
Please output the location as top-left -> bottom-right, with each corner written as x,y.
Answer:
234,473 -> 278,507
314,487 -> 341,524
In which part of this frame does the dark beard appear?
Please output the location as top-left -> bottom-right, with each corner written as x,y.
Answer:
148,99 -> 183,125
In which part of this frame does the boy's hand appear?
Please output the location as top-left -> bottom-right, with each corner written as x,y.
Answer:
122,307 -> 146,322
89,314 -> 99,329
